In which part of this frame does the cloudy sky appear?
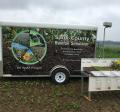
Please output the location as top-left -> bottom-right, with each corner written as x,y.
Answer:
0,0 -> 120,59
0,0 -> 120,40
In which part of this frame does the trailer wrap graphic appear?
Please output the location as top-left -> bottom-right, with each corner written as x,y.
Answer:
2,26 -> 97,75
11,30 -> 47,65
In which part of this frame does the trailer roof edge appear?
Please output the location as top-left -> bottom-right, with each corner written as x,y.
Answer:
0,21 -> 98,30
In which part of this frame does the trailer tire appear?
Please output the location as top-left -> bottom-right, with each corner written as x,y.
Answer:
51,68 -> 70,84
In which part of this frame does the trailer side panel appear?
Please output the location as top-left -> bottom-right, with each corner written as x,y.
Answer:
2,25 -> 97,76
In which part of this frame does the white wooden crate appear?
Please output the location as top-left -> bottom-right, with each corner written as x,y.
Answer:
89,77 -> 120,92
81,58 -> 120,100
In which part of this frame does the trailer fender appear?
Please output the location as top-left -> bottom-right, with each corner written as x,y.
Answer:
50,65 -> 70,76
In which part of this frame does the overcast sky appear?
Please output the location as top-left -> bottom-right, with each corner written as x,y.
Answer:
0,0 -> 120,59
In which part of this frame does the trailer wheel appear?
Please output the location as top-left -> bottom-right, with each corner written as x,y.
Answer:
51,68 -> 70,84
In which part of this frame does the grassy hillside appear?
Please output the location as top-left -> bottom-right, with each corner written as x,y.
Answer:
96,41 -> 120,58
96,47 -> 120,58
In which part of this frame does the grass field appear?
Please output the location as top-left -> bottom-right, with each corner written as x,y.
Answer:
96,45 -> 120,58
0,78 -> 82,112
1,78 -> 120,112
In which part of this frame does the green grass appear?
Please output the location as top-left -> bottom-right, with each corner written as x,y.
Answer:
64,103 -> 81,111
92,66 -> 112,71
96,46 -> 120,58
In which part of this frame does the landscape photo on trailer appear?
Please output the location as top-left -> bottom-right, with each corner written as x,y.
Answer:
2,26 -> 97,75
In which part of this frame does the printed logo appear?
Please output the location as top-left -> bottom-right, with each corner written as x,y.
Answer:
11,30 -> 47,65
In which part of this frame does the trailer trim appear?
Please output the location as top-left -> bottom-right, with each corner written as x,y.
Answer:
0,21 -> 97,30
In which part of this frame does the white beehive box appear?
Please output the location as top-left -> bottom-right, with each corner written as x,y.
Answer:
81,58 -> 120,92
89,71 -> 120,91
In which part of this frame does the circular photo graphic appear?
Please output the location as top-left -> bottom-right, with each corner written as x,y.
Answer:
11,30 -> 47,65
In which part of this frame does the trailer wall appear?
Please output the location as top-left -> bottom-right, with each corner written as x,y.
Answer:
1,23 -> 97,76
